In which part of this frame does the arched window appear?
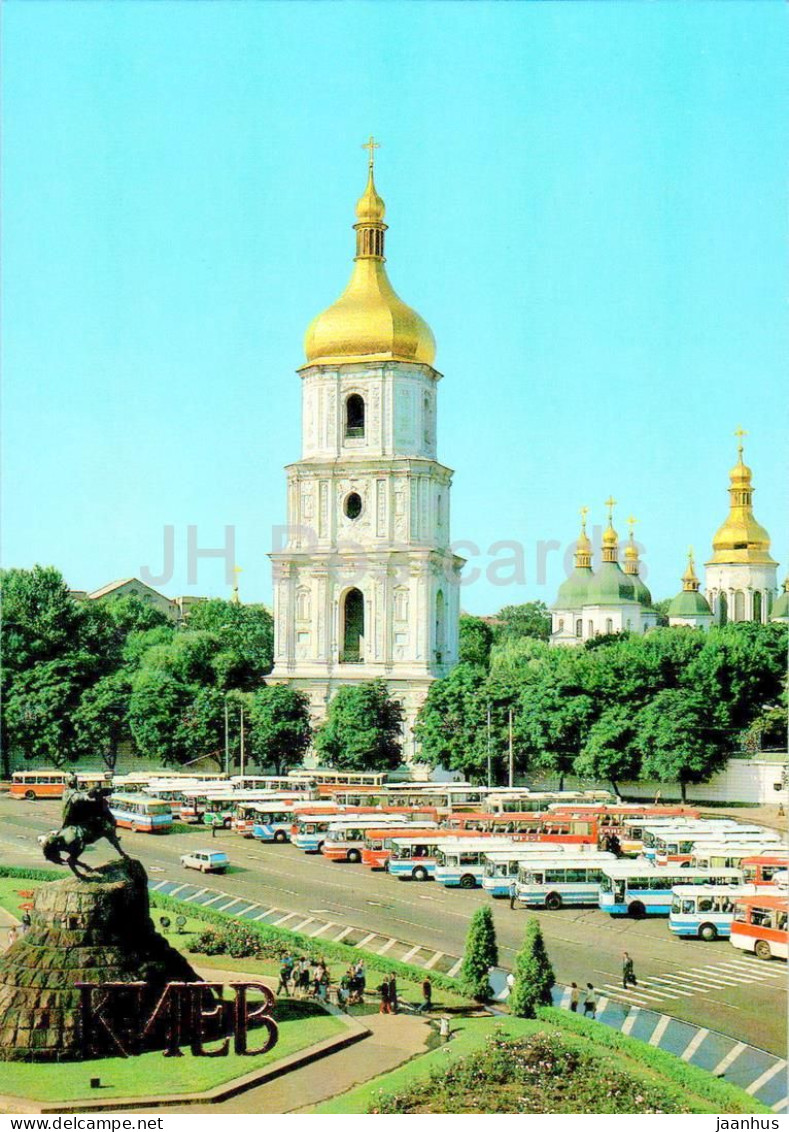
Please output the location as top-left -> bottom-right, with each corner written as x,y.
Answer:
719,592 -> 728,626
296,587 -> 310,621
394,587 -> 409,621
588,620 -> 594,637
345,395 -> 365,439
558,618 -> 565,632
734,590 -> 745,621
753,591 -> 762,623
423,393 -> 431,445
342,588 -> 364,663
435,590 -> 446,662
575,619 -> 582,638
605,618 -> 614,635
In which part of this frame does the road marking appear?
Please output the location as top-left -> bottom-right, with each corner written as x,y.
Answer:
333,927 -> 354,942
681,1028 -> 709,1061
727,960 -> 786,979
447,957 -> 463,977
558,987 -> 571,1008
401,945 -> 422,963
746,1059 -> 787,1096
713,1042 -> 747,1076
150,880 -> 168,891
640,978 -> 691,998
621,1007 -> 639,1035
771,1097 -> 788,1113
716,962 -> 780,980
292,917 -> 315,933
357,932 -> 378,948
603,985 -> 667,1005
167,885 -> 191,898
687,967 -> 742,987
649,1015 -> 671,1047
252,910 -> 273,921
183,888 -> 207,902
655,974 -> 712,994
201,894 -> 224,907
216,900 -> 243,913
597,996 -> 609,1013
424,951 -> 445,970
309,922 -> 336,938
378,938 -> 398,956
679,971 -> 739,989
272,912 -> 300,927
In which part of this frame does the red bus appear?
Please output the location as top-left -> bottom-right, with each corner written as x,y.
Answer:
10,770 -> 111,800
740,853 -> 789,887
730,894 -> 788,961
361,826 -> 455,869
444,812 -> 597,845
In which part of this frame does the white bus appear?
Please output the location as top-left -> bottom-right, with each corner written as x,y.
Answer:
690,842 -> 788,871
483,848 -> 613,897
433,839 -> 520,888
668,884 -> 776,941
599,863 -> 743,917
321,816 -> 431,863
651,828 -> 781,866
386,832 -> 490,881
515,855 -> 616,909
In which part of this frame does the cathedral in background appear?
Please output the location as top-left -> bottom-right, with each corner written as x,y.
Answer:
270,142 -> 463,764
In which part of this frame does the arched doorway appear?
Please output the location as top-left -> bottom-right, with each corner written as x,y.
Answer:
342,588 -> 364,663
753,591 -> 762,623
719,592 -> 728,626
734,591 -> 745,621
345,395 -> 365,439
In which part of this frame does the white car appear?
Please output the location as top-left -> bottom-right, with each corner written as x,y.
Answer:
179,850 -> 229,874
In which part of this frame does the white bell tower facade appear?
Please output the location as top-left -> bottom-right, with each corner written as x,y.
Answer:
270,145 -> 462,765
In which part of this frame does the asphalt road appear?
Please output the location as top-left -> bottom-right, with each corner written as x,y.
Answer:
2,797 -> 785,1056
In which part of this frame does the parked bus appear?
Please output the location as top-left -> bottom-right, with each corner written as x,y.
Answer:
690,843 -> 788,871
322,816 -> 436,863
651,829 -> 781,866
232,800 -> 340,838
229,775 -> 317,795
109,793 -> 173,833
361,827 -> 445,870
289,808 -> 409,852
484,789 -> 617,814
433,838 -> 521,888
515,855 -> 616,909
10,770 -> 111,800
444,812 -> 598,844
730,894 -> 788,960
483,848 -> 613,897
550,805 -> 699,851
113,771 -> 226,790
386,831 -> 491,881
599,863 -> 743,917
668,885 -> 774,941
741,852 -> 789,887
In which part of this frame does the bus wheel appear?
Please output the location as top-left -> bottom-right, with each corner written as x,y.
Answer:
755,940 -> 772,960
459,875 -> 476,889
699,923 -> 717,942
347,848 -> 361,864
545,893 -> 563,911
274,830 -> 287,843
25,791 -> 36,801
627,901 -> 646,919
412,866 -> 428,882
316,842 -> 324,853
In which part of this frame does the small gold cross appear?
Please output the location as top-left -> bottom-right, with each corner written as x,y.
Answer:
626,515 -> 638,536
604,496 -> 617,521
579,505 -> 589,527
361,135 -> 380,170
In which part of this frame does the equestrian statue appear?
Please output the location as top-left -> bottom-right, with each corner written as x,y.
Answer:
40,776 -> 128,876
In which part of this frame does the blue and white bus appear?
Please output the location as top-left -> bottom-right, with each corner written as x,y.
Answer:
599,863 -> 743,917
109,793 -> 173,834
668,884 -> 776,941
515,855 -> 615,909
689,842 -> 787,871
481,847 -> 611,897
251,805 -> 298,843
433,839 -> 519,888
385,833 -> 487,881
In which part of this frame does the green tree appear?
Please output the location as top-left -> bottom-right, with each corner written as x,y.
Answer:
515,649 -> 594,788
127,669 -> 192,767
73,671 -> 132,770
650,598 -> 671,627
574,705 -> 640,796
4,656 -> 97,767
0,566 -> 85,674
637,688 -> 726,802
493,602 -> 551,643
314,680 -> 403,771
185,599 -> 274,688
460,905 -> 498,1002
249,684 -> 312,772
508,917 -> 555,1019
458,615 -> 494,669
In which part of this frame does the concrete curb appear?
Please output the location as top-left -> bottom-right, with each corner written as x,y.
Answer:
0,1012 -> 371,1114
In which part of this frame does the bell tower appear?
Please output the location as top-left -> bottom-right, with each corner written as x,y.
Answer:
270,141 -> 463,765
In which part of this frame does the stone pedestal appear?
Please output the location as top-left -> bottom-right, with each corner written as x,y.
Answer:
0,858 -> 201,1061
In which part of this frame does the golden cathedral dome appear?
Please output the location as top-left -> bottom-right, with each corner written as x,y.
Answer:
708,436 -> 777,566
303,148 -> 436,368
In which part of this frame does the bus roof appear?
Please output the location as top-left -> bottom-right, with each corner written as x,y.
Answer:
733,894 -> 788,909
110,792 -> 169,804
601,862 -> 743,878
485,848 -> 614,860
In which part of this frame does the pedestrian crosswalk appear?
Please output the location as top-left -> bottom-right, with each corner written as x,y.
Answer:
599,956 -> 786,1008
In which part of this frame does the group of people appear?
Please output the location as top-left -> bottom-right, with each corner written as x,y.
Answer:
377,973 -> 400,1014
567,952 -> 638,1017
275,953 -> 367,1007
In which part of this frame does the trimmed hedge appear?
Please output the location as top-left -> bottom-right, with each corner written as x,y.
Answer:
151,891 -> 466,995
0,866 -> 61,881
536,1007 -> 772,1114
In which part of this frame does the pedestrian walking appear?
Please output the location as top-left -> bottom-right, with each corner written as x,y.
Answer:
6,926 -> 18,949
378,979 -> 391,1014
276,956 -> 293,996
354,958 -> 366,1001
509,880 -> 518,910
387,973 -> 398,1014
20,913 -> 31,935
418,976 -> 432,1013
505,972 -> 515,999
569,982 -> 580,1012
622,951 -> 637,989
582,983 -> 598,1017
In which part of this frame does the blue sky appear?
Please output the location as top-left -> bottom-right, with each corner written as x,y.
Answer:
3,1 -> 787,614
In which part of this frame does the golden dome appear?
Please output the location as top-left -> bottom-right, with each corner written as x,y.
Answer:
303,155 -> 436,368
574,507 -> 592,568
682,549 -> 700,591
708,437 -> 777,566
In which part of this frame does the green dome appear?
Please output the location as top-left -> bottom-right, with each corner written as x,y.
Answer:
585,561 -> 638,605
628,574 -> 652,605
668,589 -> 713,619
771,590 -> 789,621
552,567 -> 593,610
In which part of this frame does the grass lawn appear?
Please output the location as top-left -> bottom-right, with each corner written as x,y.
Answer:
1,1000 -> 344,1103
311,1013 -> 769,1115
0,877 -> 46,919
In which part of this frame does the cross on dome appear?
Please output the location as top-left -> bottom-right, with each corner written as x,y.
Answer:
361,135 -> 380,170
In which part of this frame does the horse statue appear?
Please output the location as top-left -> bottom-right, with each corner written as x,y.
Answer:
40,777 -> 128,877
